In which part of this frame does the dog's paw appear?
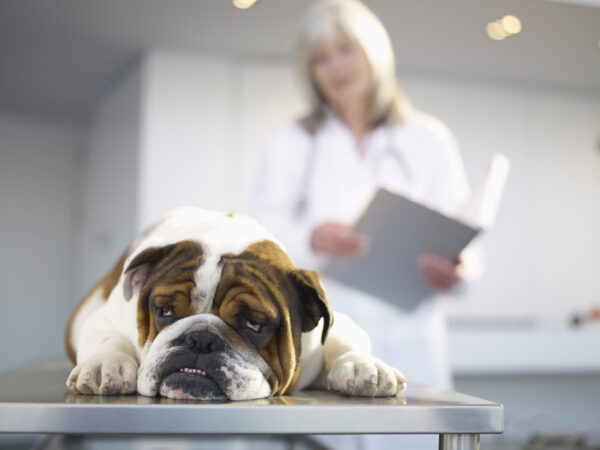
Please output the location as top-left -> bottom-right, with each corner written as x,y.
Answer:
326,351 -> 407,397
67,352 -> 138,395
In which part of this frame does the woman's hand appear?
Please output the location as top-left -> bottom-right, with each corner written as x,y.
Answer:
418,253 -> 462,291
310,222 -> 369,257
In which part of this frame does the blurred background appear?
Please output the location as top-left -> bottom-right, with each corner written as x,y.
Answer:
0,0 -> 599,448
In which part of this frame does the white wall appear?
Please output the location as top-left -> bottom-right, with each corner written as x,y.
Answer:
72,62 -> 142,301
237,61 -> 307,213
0,113 -> 80,370
138,51 -> 235,227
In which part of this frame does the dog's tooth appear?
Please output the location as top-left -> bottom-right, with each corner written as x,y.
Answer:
178,367 -> 207,377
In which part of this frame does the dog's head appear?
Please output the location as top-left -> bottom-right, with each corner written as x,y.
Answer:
121,229 -> 331,401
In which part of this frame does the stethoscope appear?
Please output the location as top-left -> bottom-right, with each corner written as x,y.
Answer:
294,128 -> 413,218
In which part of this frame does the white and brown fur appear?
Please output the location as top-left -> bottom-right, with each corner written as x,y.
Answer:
66,207 -> 406,400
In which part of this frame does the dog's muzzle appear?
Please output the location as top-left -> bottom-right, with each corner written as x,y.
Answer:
137,315 -> 273,401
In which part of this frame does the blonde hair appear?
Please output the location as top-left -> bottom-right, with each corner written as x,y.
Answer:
295,0 -> 412,133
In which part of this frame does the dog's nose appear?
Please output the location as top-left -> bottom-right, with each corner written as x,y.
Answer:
182,329 -> 225,354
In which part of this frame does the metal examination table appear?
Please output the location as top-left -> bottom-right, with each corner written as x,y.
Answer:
0,360 -> 503,449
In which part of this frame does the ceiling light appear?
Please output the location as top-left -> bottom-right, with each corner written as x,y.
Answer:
486,14 -> 522,41
232,0 -> 258,9
487,22 -> 509,41
501,15 -> 522,35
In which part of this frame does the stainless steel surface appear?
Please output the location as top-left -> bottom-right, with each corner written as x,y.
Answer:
0,359 -> 503,436
439,434 -> 481,450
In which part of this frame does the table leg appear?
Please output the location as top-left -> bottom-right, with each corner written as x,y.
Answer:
439,434 -> 480,450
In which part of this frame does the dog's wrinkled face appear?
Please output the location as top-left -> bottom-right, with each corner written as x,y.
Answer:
137,314 -> 274,400
126,240 -> 331,401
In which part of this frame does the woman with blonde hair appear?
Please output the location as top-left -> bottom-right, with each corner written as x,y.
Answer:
252,2 -> 480,445
295,0 -> 413,134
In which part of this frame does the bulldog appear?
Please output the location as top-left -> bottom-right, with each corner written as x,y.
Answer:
65,207 -> 406,400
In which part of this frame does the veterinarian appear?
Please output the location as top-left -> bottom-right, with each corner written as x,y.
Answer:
251,1 -> 482,446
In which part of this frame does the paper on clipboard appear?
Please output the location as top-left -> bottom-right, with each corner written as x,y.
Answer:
321,189 -> 481,310
321,153 -> 510,311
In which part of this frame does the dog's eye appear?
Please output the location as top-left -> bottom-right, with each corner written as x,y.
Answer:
245,319 -> 262,333
159,306 -> 174,318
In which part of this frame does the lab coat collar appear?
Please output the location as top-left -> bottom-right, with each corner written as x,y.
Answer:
320,106 -> 387,159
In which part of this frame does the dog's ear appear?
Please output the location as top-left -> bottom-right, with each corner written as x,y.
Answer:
123,246 -> 166,300
290,269 -> 333,344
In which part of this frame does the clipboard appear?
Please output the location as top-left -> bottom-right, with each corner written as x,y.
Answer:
321,189 -> 481,310
321,153 -> 510,311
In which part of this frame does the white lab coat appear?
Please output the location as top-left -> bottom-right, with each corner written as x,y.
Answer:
251,109 -> 474,390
